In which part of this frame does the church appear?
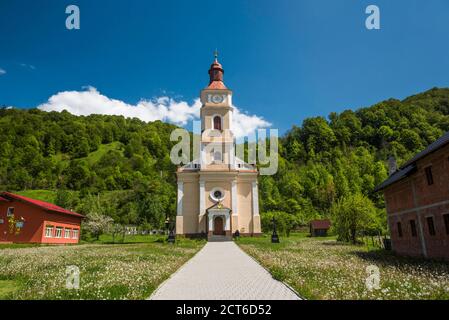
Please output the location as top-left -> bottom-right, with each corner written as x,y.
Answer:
175,55 -> 261,240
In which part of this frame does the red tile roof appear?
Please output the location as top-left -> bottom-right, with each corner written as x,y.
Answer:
0,192 -> 84,218
206,80 -> 227,90
206,55 -> 227,89
0,196 -> 7,202
310,219 -> 331,230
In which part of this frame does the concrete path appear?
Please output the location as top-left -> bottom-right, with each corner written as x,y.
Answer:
150,241 -> 300,300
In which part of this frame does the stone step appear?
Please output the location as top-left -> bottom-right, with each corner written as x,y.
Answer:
208,235 -> 232,242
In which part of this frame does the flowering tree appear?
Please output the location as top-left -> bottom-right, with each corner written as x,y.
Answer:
83,212 -> 113,240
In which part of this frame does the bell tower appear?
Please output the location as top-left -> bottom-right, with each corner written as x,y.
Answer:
199,52 -> 235,169
175,52 -> 261,240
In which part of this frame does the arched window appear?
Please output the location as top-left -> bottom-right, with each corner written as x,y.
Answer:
213,116 -> 222,131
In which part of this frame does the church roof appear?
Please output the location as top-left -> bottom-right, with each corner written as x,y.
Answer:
207,80 -> 227,90
206,52 -> 228,90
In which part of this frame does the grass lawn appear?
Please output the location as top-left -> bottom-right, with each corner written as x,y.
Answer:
237,233 -> 449,300
14,190 -> 58,203
83,141 -> 123,165
0,236 -> 205,300
49,141 -> 124,168
81,233 -> 175,244
0,280 -> 19,299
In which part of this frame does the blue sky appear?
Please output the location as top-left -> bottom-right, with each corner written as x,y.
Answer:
1,0 -> 449,135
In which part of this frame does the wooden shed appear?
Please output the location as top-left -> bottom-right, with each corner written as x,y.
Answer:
310,219 -> 331,237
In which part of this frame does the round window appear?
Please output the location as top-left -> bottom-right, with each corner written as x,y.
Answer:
210,188 -> 225,202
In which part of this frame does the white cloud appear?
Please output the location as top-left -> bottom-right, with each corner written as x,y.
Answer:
20,63 -> 36,70
37,87 -> 270,138
0,68 -> 6,75
232,107 -> 271,139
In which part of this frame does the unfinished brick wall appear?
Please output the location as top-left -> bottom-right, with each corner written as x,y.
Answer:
384,144 -> 449,260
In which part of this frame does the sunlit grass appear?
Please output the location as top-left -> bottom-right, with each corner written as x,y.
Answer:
0,239 -> 205,300
14,190 -> 58,203
237,233 -> 449,300
0,280 -> 20,299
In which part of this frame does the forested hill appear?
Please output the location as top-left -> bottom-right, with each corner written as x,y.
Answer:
0,109 -> 178,191
265,87 -> 449,227
1,87 -> 448,229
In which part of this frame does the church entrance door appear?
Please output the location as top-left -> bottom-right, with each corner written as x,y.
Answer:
213,216 -> 225,235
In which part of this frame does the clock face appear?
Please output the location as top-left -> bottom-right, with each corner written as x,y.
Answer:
211,94 -> 224,104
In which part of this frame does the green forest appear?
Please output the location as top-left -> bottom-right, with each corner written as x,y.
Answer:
1,88 -> 449,239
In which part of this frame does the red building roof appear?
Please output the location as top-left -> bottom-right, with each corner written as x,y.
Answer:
206,53 -> 228,90
0,192 -> 84,218
206,80 -> 228,90
0,196 -> 7,202
310,219 -> 331,230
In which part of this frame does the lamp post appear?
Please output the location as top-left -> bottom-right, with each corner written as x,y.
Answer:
166,217 -> 176,244
271,217 -> 280,243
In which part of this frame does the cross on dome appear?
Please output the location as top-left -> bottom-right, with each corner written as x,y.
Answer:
207,50 -> 227,90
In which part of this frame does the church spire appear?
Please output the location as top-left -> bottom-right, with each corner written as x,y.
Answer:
207,51 -> 227,89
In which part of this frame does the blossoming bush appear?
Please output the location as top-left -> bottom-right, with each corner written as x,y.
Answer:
238,234 -> 449,300
0,240 -> 204,300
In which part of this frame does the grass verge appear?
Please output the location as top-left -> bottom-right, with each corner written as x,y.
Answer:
0,237 -> 205,300
237,233 -> 449,300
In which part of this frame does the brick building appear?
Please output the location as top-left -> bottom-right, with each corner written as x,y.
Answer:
0,192 -> 83,244
375,131 -> 449,260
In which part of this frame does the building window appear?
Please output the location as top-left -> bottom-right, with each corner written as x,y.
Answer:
444,214 -> 449,235
426,217 -> 436,236
55,227 -> 63,238
214,151 -> 222,162
213,116 -> 222,131
425,166 -> 434,185
6,207 -> 14,217
410,220 -> 417,237
64,228 -> 71,239
397,222 -> 403,237
72,229 -> 79,239
210,188 -> 225,202
45,226 -> 54,238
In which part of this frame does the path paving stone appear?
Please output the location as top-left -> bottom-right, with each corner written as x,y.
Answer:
150,241 -> 300,300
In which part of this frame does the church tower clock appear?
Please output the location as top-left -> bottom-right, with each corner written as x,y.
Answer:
176,53 -> 261,240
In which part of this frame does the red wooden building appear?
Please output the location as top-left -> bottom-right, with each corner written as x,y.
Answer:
309,219 -> 331,237
375,131 -> 449,260
0,192 -> 83,244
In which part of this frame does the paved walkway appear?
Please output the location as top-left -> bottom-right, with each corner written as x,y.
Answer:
150,241 -> 300,300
